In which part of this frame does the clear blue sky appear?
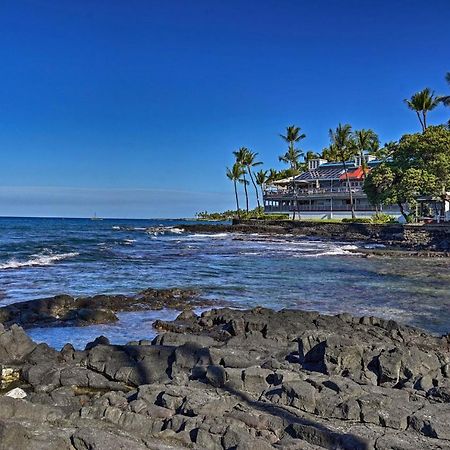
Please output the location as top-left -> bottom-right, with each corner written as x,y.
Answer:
1,0 -> 449,218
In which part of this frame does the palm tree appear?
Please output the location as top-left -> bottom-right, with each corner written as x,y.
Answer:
279,144 -> 303,219
266,168 -> 279,183
226,163 -> 246,218
353,129 -> 379,179
329,123 -> 358,219
279,125 -> 306,219
305,150 -> 320,161
255,169 -> 268,208
233,147 -> 250,213
279,125 -> 306,146
239,148 -> 263,209
440,72 -> 450,107
404,88 -> 440,132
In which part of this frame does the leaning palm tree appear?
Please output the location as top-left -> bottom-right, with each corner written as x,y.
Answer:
279,144 -> 304,219
404,88 -> 440,132
233,147 -> 250,213
329,123 -> 358,219
353,129 -> 379,179
226,163 -> 246,218
255,169 -> 268,208
239,148 -> 263,209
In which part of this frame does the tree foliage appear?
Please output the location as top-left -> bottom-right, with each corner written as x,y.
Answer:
404,88 -> 440,132
364,126 -> 450,220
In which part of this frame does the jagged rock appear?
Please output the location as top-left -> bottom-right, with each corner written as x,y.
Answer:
0,288 -> 228,328
71,428 -> 148,450
0,306 -> 449,449
408,404 -> 450,440
0,324 -> 36,363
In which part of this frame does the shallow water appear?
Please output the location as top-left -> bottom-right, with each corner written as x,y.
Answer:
0,217 -> 448,348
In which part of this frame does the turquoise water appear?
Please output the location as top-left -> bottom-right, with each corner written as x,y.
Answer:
0,217 -> 448,348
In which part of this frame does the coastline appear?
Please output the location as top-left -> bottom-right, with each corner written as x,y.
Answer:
181,220 -> 450,255
1,301 -> 449,449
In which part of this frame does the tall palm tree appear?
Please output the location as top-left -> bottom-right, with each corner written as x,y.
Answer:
233,147 -> 250,213
255,169 -> 268,208
329,123 -> 358,219
279,144 -> 304,219
353,129 -> 379,179
404,88 -> 440,132
279,125 -> 306,220
279,125 -> 306,147
226,163 -> 246,218
239,148 -> 263,209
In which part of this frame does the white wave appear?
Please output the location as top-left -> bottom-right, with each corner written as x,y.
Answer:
112,226 -> 147,232
364,243 -> 386,249
303,244 -> 361,257
191,233 -> 229,239
123,239 -> 136,245
145,227 -> 185,237
0,252 -> 79,270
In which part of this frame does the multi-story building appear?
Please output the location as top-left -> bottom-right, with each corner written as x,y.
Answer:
263,156 -> 401,219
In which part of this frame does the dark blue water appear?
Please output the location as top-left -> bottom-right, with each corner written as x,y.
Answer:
0,217 -> 449,348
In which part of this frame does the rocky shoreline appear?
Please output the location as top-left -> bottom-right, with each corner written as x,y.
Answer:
181,221 -> 450,255
0,288 -> 227,329
1,297 -> 450,449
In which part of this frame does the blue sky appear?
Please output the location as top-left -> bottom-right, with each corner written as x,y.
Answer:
1,0 -> 449,218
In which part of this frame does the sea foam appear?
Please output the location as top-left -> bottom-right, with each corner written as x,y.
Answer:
0,252 -> 79,270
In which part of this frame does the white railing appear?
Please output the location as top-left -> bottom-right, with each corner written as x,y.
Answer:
264,186 -> 364,197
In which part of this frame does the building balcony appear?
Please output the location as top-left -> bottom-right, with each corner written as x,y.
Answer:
264,204 -> 399,213
263,186 -> 365,200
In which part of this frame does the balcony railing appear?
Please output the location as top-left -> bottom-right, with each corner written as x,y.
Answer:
264,204 -> 399,212
264,186 -> 364,197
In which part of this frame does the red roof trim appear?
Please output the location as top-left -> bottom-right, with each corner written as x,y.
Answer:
339,166 -> 370,181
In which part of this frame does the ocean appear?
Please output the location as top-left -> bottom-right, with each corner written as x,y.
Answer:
0,217 -> 448,349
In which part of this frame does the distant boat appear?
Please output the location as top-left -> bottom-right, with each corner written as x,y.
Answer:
91,213 -> 103,221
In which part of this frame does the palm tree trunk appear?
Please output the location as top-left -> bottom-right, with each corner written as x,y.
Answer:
397,201 -> 408,222
291,171 -> 296,221
359,150 -> 366,180
248,168 -> 261,209
243,174 -> 249,213
423,111 -> 427,131
416,111 -> 425,132
233,180 -> 240,218
260,185 -> 265,211
342,159 -> 355,219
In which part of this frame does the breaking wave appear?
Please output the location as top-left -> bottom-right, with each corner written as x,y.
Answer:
0,252 -> 79,270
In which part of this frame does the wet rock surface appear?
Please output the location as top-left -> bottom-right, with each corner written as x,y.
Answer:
182,221 -> 450,253
1,306 -> 449,449
0,288 -> 225,328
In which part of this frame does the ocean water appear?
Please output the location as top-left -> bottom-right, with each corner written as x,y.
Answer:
0,217 -> 449,349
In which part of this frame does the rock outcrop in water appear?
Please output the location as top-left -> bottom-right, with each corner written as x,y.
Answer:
1,307 -> 450,449
0,288 -> 224,328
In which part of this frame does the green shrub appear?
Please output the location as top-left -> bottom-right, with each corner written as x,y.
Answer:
342,218 -> 372,223
259,214 -> 290,220
371,212 -> 395,224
